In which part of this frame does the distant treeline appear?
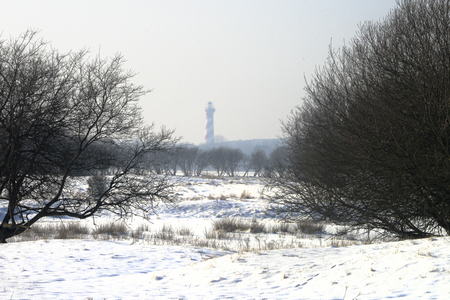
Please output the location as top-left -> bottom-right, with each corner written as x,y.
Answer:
143,144 -> 288,177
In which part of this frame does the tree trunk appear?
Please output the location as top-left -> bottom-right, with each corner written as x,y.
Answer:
0,227 -> 14,243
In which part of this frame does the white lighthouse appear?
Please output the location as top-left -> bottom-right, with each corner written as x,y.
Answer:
204,102 -> 215,144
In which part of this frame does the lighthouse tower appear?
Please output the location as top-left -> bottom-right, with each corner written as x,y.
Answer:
204,102 -> 215,144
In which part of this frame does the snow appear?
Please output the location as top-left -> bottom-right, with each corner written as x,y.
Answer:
1,177 -> 450,299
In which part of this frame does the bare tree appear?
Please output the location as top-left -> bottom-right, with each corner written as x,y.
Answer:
266,146 -> 288,178
208,147 -> 228,177
177,145 -> 199,176
194,150 -> 210,176
0,31 -> 178,243
214,135 -> 227,144
145,151 -> 172,175
241,154 -> 252,177
224,148 -> 244,177
207,147 -> 243,177
249,149 -> 268,177
168,149 -> 179,176
268,0 -> 450,239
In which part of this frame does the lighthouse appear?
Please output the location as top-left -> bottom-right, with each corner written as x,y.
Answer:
204,102 -> 215,144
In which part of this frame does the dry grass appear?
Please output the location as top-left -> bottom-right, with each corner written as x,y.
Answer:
268,222 -> 291,233
131,223 -> 151,239
294,219 -> 325,234
329,237 -> 358,247
201,173 -> 221,179
152,224 -> 174,240
212,217 -> 265,233
204,228 -> 230,240
10,222 -> 90,242
92,221 -> 129,238
240,190 -> 252,199
8,218 -> 365,252
177,226 -> 195,237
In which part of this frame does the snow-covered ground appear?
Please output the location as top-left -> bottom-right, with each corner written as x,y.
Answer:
1,176 -> 450,299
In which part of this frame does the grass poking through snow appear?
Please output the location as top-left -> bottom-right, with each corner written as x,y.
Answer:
8,217 -> 359,251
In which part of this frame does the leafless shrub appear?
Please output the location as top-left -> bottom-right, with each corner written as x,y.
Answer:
267,0 -> 450,239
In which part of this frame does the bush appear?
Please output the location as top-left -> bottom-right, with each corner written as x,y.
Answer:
268,0 -> 450,239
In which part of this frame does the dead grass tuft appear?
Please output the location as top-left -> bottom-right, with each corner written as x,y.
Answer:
92,221 -> 128,237
212,217 -> 265,234
294,219 -> 325,234
240,190 -> 252,199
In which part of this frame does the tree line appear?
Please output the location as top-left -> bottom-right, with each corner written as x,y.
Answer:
142,144 -> 288,178
66,141 -> 290,178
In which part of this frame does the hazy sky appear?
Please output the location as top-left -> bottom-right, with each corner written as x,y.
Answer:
1,0 -> 397,144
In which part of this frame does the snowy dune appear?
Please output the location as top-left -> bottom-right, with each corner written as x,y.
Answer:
1,177 -> 450,299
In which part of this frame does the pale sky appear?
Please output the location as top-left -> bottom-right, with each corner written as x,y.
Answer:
0,0 -> 397,144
